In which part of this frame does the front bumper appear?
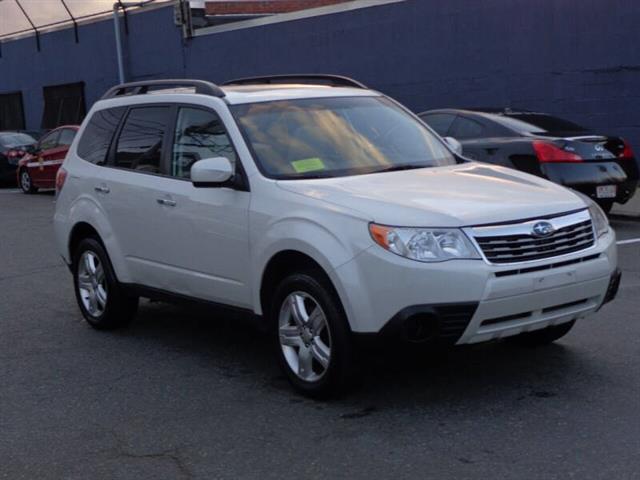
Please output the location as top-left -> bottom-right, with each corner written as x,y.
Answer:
335,228 -> 617,344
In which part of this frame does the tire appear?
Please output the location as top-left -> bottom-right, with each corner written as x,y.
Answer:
271,270 -> 354,398
72,237 -> 138,330
596,200 -> 613,214
19,168 -> 38,194
507,320 -> 576,347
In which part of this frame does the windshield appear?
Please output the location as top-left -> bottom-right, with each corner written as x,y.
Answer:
232,96 -> 456,179
0,133 -> 36,148
490,113 -> 589,135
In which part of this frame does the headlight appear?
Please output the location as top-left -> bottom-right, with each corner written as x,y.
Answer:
369,224 -> 481,262
589,203 -> 609,238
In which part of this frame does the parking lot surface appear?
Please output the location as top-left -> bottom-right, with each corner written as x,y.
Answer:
1,190 -> 639,480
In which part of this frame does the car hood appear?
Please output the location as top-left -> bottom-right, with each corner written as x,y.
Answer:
276,163 -> 587,227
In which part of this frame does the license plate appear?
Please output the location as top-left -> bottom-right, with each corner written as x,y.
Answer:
596,185 -> 617,198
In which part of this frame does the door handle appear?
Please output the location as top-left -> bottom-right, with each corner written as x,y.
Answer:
94,185 -> 110,194
156,198 -> 177,207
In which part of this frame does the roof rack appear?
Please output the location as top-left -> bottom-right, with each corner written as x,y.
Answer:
222,74 -> 367,89
101,79 -> 226,100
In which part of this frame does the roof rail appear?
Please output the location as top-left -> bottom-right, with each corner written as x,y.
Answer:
101,79 -> 226,100
222,74 -> 367,89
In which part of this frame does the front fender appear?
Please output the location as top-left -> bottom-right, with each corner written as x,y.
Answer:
251,215 -> 368,323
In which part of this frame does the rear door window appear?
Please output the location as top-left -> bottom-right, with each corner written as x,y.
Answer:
450,116 -> 486,140
114,107 -> 171,174
77,107 -> 126,165
420,113 -> 456,136
38,130 -> 60,151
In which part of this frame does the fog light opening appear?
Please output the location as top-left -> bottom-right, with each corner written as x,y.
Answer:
402,314 -> 439,343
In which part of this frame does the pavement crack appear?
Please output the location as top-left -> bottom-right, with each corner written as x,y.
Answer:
105,429 -> 194,479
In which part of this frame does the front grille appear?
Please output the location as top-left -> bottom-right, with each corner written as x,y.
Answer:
494,254 -> 600,277
471,210 -> 595,264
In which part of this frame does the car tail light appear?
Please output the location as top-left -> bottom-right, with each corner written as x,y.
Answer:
55,167 -> 68,194
620,140 -> 634,159
533,141 -> 583,163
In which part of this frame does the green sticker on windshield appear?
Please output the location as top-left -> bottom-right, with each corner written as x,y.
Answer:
291,157 -> 326,173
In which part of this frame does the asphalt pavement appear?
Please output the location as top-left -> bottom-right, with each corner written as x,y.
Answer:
1,189 -> 639,480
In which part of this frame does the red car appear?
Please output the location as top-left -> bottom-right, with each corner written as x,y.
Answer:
18,126 -> 78,193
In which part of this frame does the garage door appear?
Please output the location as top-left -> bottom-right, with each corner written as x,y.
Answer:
41,82 -> 86,129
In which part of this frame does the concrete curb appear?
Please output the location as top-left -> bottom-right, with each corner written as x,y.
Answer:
611,189 -> 640,219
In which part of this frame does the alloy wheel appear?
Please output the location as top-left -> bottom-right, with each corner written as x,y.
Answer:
20,171 -> 31,191
77,251 -> 108,317
278,291 -> 332,382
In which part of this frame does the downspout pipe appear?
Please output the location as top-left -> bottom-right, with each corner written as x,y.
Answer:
112,1 -> 158,84
113,3 -> 126,84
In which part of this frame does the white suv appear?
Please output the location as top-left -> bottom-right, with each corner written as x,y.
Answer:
54,76 -> 620,396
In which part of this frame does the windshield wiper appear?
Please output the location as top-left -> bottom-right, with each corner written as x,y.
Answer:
368,164 -> 427,174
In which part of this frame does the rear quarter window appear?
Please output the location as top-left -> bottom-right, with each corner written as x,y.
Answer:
420,113 -> 456,136
77,107 -> 126,165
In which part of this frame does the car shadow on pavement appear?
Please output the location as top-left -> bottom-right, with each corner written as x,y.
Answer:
106,299 -> 595,411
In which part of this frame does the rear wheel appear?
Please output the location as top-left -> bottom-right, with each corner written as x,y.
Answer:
271,271 -> 353,398
19,169 -> 37,194
507,320 -> 576,347
73,237 -> 138,330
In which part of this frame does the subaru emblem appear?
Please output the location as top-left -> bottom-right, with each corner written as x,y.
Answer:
532,221 -> 554,238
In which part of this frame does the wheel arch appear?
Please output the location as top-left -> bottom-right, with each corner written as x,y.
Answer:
257,249 -> 353,331
68,221 -> 103,261
61,194 -> 132,283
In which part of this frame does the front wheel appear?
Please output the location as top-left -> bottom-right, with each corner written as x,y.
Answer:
19,169 -> 38,194
271,271 -> 354,398
73,237 -> 138,330
507,320 -> 576,347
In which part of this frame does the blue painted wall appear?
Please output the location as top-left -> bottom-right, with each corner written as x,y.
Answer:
1,0 -> 639,147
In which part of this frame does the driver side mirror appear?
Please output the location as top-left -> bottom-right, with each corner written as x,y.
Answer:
444,136 -> 463,156
191,157 -> 234,187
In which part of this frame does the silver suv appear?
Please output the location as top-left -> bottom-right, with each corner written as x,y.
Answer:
54,77 -> 620,396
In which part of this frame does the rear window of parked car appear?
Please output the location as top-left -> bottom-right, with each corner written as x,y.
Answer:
492,114 -> 588,135
0,133 -> 36,148
77,107 -> 126,165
